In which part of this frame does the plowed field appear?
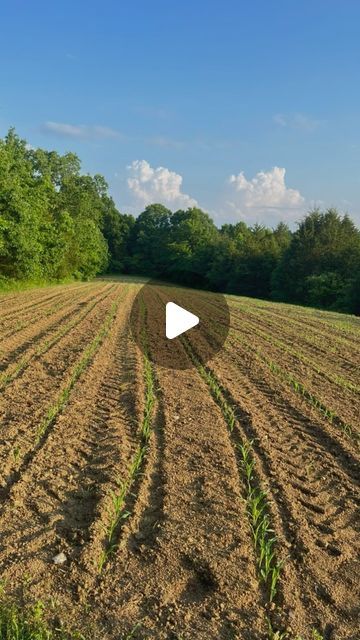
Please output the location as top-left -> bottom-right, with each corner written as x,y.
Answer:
0,279 -> 359,640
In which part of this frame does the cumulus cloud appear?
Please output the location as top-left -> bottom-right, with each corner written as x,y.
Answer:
229,167 -> 304,209
224,167 -> 305,225
42,121 -> 121,140
127,160 -> 197,209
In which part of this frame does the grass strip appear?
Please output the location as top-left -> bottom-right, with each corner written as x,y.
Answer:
0,589 -> 84,640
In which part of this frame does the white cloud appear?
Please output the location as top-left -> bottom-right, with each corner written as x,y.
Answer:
229,167 -> 304,209
273,113 -> 322,132
42,121 -> 121,140
223,167 -> 305,225
127,160 -> 197,210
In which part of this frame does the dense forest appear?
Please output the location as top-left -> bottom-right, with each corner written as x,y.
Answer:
1,129 -> 359,314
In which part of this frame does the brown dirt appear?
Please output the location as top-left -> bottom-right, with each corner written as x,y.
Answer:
0,280 -> 358,640
0,283 -> 107,372
0,282 -> 94,322
228,300 -> 360,386
0,283 -> 121,489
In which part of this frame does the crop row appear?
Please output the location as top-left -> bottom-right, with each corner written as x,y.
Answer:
97,298 -> 156,571
1,288 -> 128,502
229,299 -> 360,352
0,283 -> 100,345
0,285 -> 115,390
193,297 -> 358,444
230,312 -> 359,396
0,283 -> 92,323
180,335 -> 286,638
230,330 -> 359,444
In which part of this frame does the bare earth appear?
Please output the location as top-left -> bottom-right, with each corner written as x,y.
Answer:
0,279 -> 359,640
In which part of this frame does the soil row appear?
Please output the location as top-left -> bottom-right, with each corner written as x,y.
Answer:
191,290 -> 360,440
227,299 -> 360,385
0,283 -> 110,376
0,284 -> 124,491
0,282 -> 95,322
92,284 -> 265,640
184,303 -> 360,639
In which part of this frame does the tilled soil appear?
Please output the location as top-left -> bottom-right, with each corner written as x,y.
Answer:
0,280 -> 359,640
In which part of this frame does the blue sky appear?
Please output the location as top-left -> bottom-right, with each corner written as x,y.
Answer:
1,0 -> 359,226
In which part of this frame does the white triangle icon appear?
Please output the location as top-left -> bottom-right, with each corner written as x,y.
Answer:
166,302 -> 199,340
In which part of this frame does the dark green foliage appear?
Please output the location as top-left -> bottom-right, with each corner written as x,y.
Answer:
167,207 -> 218,286
102,201 -> 134,273
0,129 -> 109,284
129,204 -> 172,277
272,209 -> 360,312
223,223 -> 290,299
346,270 -> 360,315
126,204 -> 359,313
1,129 -> 359,314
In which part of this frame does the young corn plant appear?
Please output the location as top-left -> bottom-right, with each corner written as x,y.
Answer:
36,294 -> 124,444
122,623 -> 142,639
98,298 -> 156,571
181,337 -> 284,607
233,334 -> 358,444
106,481 -> 130,543
239,450 -> 284,603
267,619 -> 288,640
12,445 -> 21,465
98,443 -> 149,571
0,285 -> 115,391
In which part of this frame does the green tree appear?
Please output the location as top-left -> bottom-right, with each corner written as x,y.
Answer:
55,174 -> 109,278
167,207 -> 218,286
102,200 -> 135,272
0,129 -> 50,280
130,204 -> 172,276
272,208 -> 360,310
218,223 -> 290,298
0,128 -> 110,284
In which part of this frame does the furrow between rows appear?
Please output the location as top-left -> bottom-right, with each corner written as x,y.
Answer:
0,284 -> 125,492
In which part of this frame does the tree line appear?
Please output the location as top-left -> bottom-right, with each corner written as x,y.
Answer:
1,129 -> 359,314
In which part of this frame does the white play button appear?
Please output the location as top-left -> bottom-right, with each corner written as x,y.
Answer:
166,302 -> 199,340
130,280 -> 230,369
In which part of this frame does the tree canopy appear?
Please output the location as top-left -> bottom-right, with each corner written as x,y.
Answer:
1,129 -> 359,314
0,129 -> 109,282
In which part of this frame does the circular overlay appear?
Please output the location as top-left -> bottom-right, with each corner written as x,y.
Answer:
129,279 -> 230,370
